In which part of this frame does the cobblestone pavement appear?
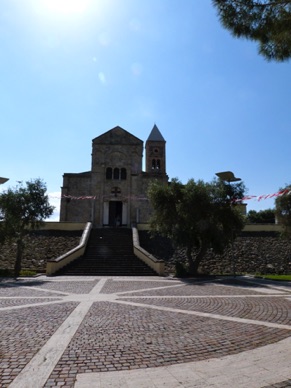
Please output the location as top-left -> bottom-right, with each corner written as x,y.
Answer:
0,276 -> 290,388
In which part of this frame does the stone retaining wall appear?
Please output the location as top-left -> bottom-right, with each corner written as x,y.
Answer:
0,230 -> 82,273
1,229 -> 291,276
139,231 -> 291,275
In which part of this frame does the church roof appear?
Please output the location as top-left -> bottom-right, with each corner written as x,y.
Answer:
93,126 -> 143,145
147,124 -> 165,142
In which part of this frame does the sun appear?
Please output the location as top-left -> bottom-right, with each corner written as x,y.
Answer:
42,0 -> 92,15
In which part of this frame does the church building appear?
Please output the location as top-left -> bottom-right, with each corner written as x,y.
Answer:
60,125 -> 168,227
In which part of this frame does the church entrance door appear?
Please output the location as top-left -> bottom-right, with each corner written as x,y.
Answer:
109,201 -> 122,227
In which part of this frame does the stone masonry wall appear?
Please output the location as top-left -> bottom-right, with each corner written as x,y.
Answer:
0,230 -> 82,273
1,229 -> 291,276
139,231 -> 291,275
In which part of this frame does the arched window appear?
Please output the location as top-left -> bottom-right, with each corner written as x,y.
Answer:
157,159 -> 160,170
152,159 -> 156,169
113,167 -> 120,180
121,168 -> 127,180
106,167 -> 127,180
106,167 -> 112,180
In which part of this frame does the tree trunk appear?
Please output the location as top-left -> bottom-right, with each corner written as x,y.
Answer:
14,238 -> 24,278
186,244 -> 207,276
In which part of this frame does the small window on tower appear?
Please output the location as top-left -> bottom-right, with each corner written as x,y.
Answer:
157,159 -> 160,169
106,167 -> 112,180
152,159 -> 156,169
113,167 -> 120,180
121,168 -> 127,180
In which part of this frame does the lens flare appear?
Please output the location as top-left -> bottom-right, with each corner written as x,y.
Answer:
42,0 -> 92,15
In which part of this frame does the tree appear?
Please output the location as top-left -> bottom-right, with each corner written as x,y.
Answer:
0,179 -> 54,277
275,185 -> 291,234
275,185 -> 291,273
148,178 -> 246,275
247,208 -> 275,223
213,0 -> 291,61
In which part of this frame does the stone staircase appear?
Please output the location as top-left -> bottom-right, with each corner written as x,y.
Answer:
56,228 -> 157,276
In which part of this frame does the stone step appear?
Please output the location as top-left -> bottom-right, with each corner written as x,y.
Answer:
56,227 -> 157,276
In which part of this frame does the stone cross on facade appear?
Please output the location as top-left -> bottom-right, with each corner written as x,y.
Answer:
111,187 -> 121,197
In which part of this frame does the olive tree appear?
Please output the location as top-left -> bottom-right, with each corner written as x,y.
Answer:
247,209 -> 275,223
275,185 -> 291,273
0,179 -> 54,277
148,178 -> 246,275
275,185 -> 291,234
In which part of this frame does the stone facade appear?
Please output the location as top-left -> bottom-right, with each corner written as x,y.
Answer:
60,125 -> 168,227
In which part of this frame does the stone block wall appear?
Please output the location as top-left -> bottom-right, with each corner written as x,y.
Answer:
2,229 -> 290,276
0,230 -> 82,273
139,231 -> 291,275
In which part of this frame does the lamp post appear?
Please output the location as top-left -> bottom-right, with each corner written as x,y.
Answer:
215,171 -> 241,184
215,171 -> 241,277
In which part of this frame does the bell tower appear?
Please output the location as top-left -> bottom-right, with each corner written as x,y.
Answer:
145,124 -> 166,174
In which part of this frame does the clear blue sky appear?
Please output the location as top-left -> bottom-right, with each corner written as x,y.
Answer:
1,0 -> 290,220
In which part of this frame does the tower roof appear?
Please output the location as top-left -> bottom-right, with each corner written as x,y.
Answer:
147,124 -> 165,142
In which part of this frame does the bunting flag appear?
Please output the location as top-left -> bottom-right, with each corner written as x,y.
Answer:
63,195 -> 97,200
49,194 -> 96,200
49,189 -> 291,202
237,189 -> 291,202
49,194 -> 148,201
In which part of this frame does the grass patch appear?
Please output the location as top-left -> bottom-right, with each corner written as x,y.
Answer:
254,274 -> 291,281
20,269 -> 37,277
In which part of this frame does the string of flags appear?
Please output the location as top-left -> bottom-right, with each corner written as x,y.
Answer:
237,189 -> 291,202
49,189 -> 291,202
49,194 -> 148,201
62,195 -> 96,200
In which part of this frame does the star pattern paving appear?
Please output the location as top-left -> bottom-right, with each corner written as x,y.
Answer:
0,276 -> 291,387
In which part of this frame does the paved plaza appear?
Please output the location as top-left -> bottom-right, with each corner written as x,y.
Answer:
0,275 -> 291,387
